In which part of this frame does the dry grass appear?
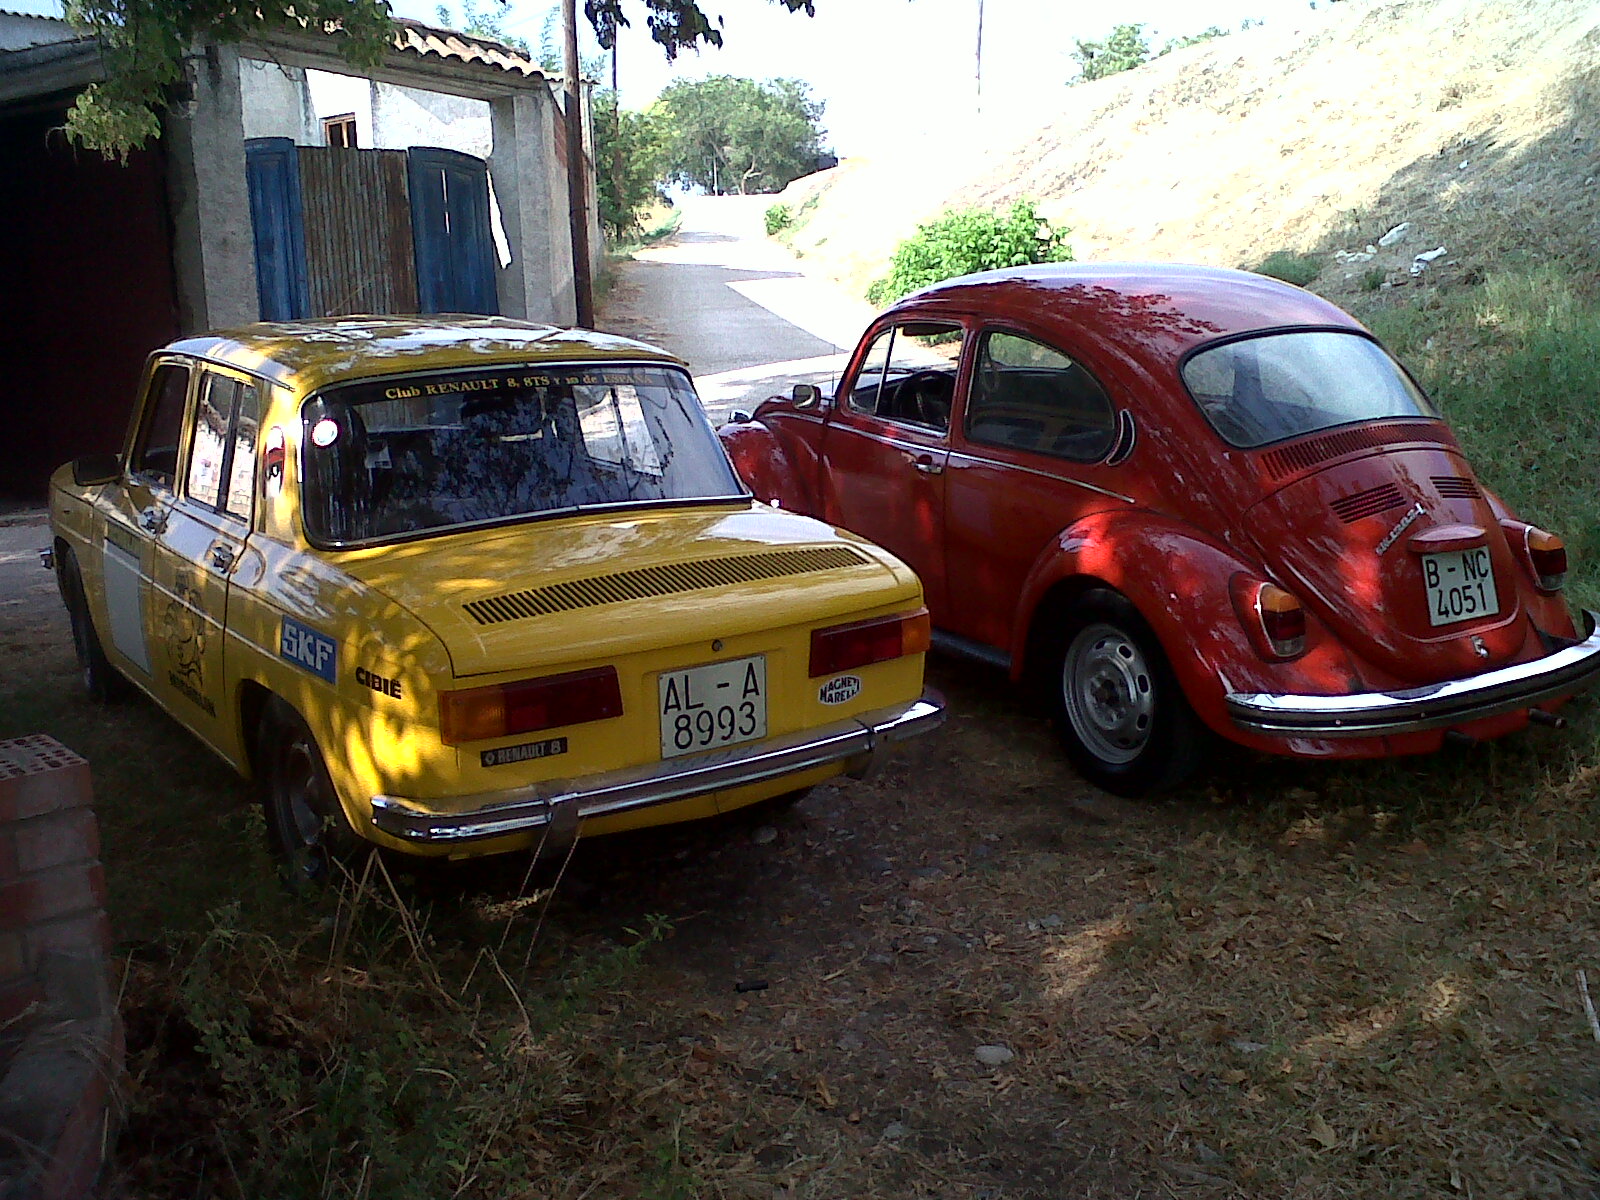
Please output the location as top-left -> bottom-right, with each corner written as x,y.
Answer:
8,485 -> 1600,1199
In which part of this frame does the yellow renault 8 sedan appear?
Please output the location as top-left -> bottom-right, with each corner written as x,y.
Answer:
47,317 -> 943,883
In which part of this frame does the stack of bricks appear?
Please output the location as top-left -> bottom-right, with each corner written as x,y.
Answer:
0,735 -> 122,1200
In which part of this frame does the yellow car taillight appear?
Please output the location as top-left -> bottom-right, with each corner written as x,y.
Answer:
439,666 -> 623,745
809,608 -> 931,678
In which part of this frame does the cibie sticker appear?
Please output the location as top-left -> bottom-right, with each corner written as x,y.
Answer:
818,675 -> 861,705
281,617 -> 337,683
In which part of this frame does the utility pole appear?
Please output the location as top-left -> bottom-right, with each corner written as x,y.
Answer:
975,0 -> 985,117
562,0 -> 594,328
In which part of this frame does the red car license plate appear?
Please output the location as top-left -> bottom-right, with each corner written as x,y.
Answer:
1423,547 -> 1499,627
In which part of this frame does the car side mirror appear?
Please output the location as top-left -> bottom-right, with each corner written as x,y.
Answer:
71,453 -> 122,486
791,383 -> 821,408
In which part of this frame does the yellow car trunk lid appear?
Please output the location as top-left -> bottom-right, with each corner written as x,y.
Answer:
334,505 -> 916,677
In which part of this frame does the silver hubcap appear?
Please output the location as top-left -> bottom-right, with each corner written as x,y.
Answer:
1063,622 -> 1155,765
281,738 -> 329,873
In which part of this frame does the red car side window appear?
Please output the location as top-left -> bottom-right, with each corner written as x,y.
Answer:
966,330 -> 1117,462
845,322 -> 962,433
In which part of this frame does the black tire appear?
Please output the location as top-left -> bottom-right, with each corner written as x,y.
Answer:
55,550 -> 126,703
1047,589 -> 1205,797
258,699 -> 363,888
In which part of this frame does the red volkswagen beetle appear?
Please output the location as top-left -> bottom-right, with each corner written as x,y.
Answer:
719,263 -> 1600,795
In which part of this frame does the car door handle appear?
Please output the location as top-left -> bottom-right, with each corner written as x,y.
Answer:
138,507 -> 167,534
209,544 -> 235,572
913,456 -> 943,476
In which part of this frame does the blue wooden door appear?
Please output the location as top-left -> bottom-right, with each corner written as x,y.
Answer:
244,138 -> 310,321
407,147 -> 498,315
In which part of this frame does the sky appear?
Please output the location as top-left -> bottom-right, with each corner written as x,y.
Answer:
8,0 -> 1312,155
404,0 -> 1307,154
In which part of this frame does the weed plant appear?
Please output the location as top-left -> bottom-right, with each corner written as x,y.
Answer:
122,854 -> 672,1198
1255,249 -> 1322,287
866,201 -> 1073,306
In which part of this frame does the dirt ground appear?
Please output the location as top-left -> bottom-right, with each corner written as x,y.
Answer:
14,471 -> 1600,1197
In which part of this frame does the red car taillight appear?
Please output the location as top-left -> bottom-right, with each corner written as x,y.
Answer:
1259,585 -> 1307,657
809,608 -> 931,678
1501,520 -> 1568,592
1526,527 -> 1568,591
439,666 -> 623,745
1232,575 -> 1306,660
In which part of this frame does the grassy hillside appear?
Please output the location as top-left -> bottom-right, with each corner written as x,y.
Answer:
780,0 -> 1600,297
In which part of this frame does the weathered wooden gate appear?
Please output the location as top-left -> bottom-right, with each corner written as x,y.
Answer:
406,147 -> 499,316
243,138 -> 309,321
245,139 -> 497,320
299,145 -> 419,316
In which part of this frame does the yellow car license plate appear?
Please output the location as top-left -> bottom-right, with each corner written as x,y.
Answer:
1423,547 -> 1499,627
659,655 -> 768,759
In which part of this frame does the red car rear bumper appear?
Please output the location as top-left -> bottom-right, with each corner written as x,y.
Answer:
1225,611 -> 1600,737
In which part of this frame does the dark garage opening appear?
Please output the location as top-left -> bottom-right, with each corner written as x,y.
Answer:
0,100 -> 181,502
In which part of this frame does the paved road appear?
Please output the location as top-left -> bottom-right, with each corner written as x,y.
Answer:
599,195 -> 878,422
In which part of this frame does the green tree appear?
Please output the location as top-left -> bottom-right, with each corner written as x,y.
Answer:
1071,22 -> 1150,83
655,76 -> 825,195
583,0 -> 813,59
435,0 -> 529,49
592,91 -> 665,236
62,0 -> 394,158
866,202 -> 1073,306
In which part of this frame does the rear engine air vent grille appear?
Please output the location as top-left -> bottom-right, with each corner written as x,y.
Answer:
1259,422 -> 1453,481
1330,482 -> 1408,524
462,546 -> 873,626
1431,475 -> 1482,500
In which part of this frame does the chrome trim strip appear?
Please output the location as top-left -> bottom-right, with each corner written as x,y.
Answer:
834,425 -> 949,456
1225,611 -> 1600,736
944,451 -> 1136,504
370,691 -> 946,844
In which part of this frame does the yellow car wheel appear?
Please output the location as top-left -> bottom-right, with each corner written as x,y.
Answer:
259,699 -> 362,888
55,549 -> 127,704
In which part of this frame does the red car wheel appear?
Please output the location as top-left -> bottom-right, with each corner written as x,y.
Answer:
1051,590 -> 1206,796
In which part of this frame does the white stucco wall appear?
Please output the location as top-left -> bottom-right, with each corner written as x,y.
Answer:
239,58 -> 317,142
303,70 -> 371,146
369,83 -> 492,157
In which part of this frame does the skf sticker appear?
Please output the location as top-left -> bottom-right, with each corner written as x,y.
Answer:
281,617 -> 337,683
818,675 -> 862,705
482,737 -> 568,768
355,666 -> 402,700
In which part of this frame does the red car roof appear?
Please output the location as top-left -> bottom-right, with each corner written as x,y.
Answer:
889,263 -> 1366,362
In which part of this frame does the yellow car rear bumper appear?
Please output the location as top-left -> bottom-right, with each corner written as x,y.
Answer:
370,691 -> 945,845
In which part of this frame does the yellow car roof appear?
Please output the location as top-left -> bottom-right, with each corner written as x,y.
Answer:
167,315 -> 687,393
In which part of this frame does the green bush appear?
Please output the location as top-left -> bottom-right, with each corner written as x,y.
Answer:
764,203 -> 793,236
866,201 -> 1073,306
1254,250 -> 1321,287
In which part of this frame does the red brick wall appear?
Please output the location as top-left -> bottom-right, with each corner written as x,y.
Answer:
0,735 -> 121,1200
